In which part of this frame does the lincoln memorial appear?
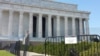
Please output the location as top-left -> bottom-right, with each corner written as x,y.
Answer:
0,0 -> 90,41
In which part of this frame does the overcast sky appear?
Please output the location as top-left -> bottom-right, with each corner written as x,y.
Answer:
55,0 -> 100,35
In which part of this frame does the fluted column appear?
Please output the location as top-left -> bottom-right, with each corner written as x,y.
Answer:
72,17 -> 76,36
48,15 -> 52,37
38,13 -> 42,38
64,16 -> 68,37
29,12 -> 33,38
0,9 -> 2,35
79,18 -> 83,35
86,19 -> 89,34
18,11 -> 24,37
56,16 -> 60,36
8,10 -> 13,36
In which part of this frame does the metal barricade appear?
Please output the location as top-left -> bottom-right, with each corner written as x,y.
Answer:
45,35 -> 100,56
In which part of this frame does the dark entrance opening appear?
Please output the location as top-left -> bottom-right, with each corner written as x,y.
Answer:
33,16 -> 37,37
42,17 -> 46,38
52,18 -> 54,36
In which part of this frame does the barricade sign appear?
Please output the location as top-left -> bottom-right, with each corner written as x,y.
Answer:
65,37 -> 77,44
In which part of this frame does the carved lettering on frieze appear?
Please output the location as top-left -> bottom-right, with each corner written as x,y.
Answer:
2,0 -> 9,2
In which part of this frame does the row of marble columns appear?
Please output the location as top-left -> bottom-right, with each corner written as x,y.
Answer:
0,9 -> 89,38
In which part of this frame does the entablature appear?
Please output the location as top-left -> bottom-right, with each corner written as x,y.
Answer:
0,0 -> 77,11
0,2 -> 90,19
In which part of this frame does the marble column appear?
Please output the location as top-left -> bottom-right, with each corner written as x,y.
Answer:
0,9 -> 2,35
48,14 -> 52,37
72,17 -> 76,36
18,11 -> 24,37
56,16 -> 60,36
8,10 -> 13,36
29,12 -> 33,38
86,19 -> 89,34
79,18 -> 83,35
38,13 -> 42,38
64,16 -> 68,37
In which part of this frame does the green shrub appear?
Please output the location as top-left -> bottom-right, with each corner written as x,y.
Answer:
28,44 -> 33,52
32,44 -> 45,53
80,42 -> 100,56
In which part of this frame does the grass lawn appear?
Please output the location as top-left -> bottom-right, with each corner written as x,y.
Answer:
0,50 -> 15,56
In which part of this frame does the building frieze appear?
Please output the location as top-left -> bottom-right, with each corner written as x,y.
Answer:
0,2 -> 89,18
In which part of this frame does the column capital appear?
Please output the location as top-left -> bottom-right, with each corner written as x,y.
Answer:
20,11 -> 24,14
39,13 -> 43,15
79,18 -> 83,22
72,17 -> 76,20
64,15 -> 69,17
29,12 -> 33,14
85,18 -> 89,21
9,10 -> 14,12
29,12 -> 34,15
79,17 -> 83,20
48,14 -> 52,17
38,13 -> 42,18
64,16 -> 69,18
9,10 -> 14,15
57,15 -> 60,18
29,12 -> 34,18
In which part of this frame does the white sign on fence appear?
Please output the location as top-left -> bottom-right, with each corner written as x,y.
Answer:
65,37 -> 77,44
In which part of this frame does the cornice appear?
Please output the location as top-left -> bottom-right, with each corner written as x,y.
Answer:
0,1 -> 90,15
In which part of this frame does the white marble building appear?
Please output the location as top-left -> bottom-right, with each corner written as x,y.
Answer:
0,0 -> 90,41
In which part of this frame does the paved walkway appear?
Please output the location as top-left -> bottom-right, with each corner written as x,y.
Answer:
20,51 -> 50,56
